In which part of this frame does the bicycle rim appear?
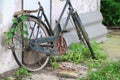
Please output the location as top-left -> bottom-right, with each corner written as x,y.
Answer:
11,15 -> 50,71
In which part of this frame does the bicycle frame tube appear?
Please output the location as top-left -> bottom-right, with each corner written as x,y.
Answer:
56,1 -> 68,23
36,0 -> 74,36
29,0 -> 96,58
54,0 -> 74,34
42,11 -> 53,35
62,6 -> 73,30
38,6 -> 54,35
57,0 -> 74,22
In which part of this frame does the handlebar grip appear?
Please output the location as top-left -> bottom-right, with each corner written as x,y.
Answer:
60,0 -> 65,2
38,2 -> 41,7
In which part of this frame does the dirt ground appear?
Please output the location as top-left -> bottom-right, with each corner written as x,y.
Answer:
100,29 -> 120,59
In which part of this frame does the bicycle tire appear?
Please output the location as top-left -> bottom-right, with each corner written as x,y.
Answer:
11,15 -> 50,71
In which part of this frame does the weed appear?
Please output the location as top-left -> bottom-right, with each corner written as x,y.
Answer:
4,15 -> 28,44
14,67 -> 31,80
49,56 -> 59,69
91,41 -> 107,59
0,78 -> 11,80
49,41 -> 107,67
79,60 -> 120,80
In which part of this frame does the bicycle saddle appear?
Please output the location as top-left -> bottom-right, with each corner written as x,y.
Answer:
14,9 -> 38,17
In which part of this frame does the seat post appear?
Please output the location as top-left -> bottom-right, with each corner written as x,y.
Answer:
21,0 -> 24,11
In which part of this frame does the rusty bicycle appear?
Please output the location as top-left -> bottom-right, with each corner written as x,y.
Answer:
10,0 -> 96,71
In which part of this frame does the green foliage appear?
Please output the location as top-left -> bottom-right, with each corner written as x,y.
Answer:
49,42 -> 107,68
12,18 -> 19,24
84,59 -> 104,69
101,0 -> 120,27
91,41 -> 107,59
58,42 -> 120,80
4,15 -> 28,44
49,57 -> 59,69
80,60 -> 120,80
15,67 -> 31,80
19,15 -> 27,22
0,78 -> 11,80
4,27 -> 15,43
66,42 -> 107,62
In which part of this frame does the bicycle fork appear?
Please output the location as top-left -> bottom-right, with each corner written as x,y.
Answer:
71,11 -> 96,59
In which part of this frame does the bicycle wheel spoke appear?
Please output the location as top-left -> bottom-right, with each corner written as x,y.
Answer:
13,34 -> 22,43
11,16 -> 50,71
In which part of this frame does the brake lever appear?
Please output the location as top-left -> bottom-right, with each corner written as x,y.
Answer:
60,0 -> 65,2
38,2 -> 42,7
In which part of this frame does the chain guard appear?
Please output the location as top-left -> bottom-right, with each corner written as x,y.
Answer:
54,36 -> 67,55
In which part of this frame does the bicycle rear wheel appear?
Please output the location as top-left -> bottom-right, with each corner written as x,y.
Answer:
11,15 -> 50,71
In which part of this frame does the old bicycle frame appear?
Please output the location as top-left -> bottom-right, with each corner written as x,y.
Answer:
11,0 -> 96,71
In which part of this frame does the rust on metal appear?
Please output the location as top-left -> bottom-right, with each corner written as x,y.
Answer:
54,36 -> 67,55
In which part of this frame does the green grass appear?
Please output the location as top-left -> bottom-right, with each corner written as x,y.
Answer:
49,42 -> 120,80
49,41 -> 107,68
79,60 -> 120,80
14,67 -> 31,80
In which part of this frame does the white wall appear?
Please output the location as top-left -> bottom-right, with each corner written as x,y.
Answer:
0,0 -> 50,74
0,0 -> 3,24
0,0 -> 21,74
51,0 -> 107,46
51,0 -> 101,27
24,0 -> 50,21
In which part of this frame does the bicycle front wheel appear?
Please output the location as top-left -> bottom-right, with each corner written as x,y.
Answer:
11,15 -> 50,71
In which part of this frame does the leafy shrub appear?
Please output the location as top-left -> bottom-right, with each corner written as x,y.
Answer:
49,42 -> 107,68
101,0 -> 120,27
4,15 -> 27,43
15,67 -> 31,80
86,60 -> 120,80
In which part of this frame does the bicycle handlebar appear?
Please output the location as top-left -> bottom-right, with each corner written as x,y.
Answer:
60,0 -> 65,1
60,0 -> 70,2
38,2 -> 42,7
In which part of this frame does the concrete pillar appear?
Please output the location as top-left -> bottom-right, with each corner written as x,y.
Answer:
0,0 -> 21,74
